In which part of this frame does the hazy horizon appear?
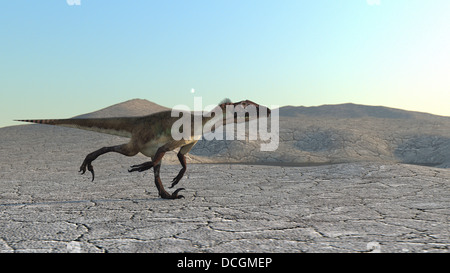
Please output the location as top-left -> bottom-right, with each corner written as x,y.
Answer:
1,1 -> 449,128
5,98 -> 450,128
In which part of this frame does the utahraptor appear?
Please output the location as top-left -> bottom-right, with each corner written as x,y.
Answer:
17,99 -> 270,199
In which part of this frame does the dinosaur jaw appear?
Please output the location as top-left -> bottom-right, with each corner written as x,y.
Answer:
222,105 -> 271,123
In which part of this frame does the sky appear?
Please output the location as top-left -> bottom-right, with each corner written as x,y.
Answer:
1,0 -> 449,128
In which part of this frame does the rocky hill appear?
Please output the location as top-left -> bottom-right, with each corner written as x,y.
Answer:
191,104 -> 450,168
191,115 -> 450,168
73,99 -> 169,119
278,103 -> 448,120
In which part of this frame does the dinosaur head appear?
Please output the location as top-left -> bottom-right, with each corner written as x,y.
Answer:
218,99 -> 271,123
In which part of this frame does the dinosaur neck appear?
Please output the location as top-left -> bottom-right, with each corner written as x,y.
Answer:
199,105 -> 251,136
200,106 -> 225,126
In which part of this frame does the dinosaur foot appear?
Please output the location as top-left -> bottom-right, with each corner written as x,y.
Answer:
169,174 -> 184,189
128,161 -> 154,173
79,160 -> 95,181
160,188 -> 185,199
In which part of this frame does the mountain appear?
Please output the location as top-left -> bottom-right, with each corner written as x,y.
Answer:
279,103 -> 449,120
73,99 -> 169,119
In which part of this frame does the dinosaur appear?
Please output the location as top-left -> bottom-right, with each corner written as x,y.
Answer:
17,99 -> 270,199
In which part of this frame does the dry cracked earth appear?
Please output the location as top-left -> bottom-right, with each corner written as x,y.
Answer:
0,125 -> 449,252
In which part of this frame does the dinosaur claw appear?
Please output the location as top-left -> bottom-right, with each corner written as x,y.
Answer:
169,179 -> 177,188
160,188 -> 185,199
79,162 -> 95,181
128,162 -> 153,173
87,165 -> 95,181
172,188 -> 185,199
173,187 -> 185,194
170,173 -> 184,188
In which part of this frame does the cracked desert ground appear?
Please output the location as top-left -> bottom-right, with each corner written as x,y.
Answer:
0,125 -> 448,252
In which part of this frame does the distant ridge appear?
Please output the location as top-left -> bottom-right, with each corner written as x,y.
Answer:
73,99 -> 169,119
73,100 -> 449,120
279,103 -> 449,120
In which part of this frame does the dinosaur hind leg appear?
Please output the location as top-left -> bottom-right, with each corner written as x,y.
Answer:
145,147 -> 184,199
169,142 -> 196,188
170,152 -> 187,188
127,144 -> 168,173
153,163 -> 185,199
80,143 -> 138,181
128,146 -> 184,199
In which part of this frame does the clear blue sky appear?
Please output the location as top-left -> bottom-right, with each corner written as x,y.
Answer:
1,0 -> 449,128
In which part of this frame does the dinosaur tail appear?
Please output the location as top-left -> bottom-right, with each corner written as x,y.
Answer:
16,117 -> 138,138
